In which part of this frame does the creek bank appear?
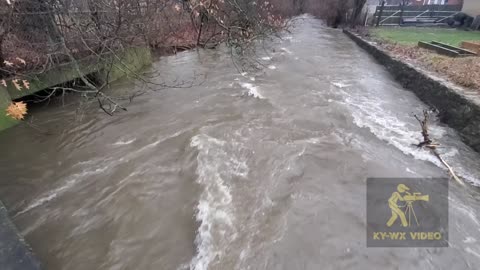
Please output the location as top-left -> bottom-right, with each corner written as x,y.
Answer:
0,200 -> 41,270
0,47 -> 152,131
0,47 -> 153,270
344,29 -> 480,153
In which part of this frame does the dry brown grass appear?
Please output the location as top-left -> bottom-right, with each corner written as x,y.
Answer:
420,55 -> 480,90
367,33 -> 480,92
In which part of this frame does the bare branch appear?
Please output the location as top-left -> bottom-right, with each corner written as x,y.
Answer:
414,110 -> 464,186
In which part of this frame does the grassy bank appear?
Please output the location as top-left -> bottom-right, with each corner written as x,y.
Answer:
363,27 -> 480,92
371,27 -> 480,46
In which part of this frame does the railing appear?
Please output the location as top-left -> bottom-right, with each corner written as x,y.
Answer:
373,4 -> 462,26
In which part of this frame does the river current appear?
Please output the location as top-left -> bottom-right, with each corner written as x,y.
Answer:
1,16 -> 480,270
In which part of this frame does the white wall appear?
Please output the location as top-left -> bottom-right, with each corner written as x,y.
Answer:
463,0 -> 480,17
427,0 -> 446,4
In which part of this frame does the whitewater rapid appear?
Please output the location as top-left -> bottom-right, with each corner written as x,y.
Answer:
1,15 -> 480,270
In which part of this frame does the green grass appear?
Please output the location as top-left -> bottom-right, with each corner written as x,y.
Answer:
371,27 -> 480,46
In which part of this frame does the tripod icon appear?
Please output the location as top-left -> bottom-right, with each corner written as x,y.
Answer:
403,200 -> 420,226
402,192 -> 429,227
387,184 -> 429,228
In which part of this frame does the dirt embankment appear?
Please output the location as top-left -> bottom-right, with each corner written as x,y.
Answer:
344,29 -> 480,153
354,29 -> 480,93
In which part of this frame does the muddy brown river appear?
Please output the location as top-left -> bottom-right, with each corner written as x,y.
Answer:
1,16 -> 480,270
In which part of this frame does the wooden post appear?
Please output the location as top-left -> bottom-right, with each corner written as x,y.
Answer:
472,15 -> 480,31
376,0 -> 385,27
399,3 -> 404,25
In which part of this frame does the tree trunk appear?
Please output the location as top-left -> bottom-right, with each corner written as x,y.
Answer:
196,12 -> 206,46
351,0 -> 367,28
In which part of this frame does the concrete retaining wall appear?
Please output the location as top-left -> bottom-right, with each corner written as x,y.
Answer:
0,201 -> 41,270
0,47 -> 152,131
344,29 -> 480,153
0,87 -> 17,131
98,47 -> 152,84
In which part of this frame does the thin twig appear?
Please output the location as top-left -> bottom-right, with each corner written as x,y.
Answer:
414,110 -> 464,186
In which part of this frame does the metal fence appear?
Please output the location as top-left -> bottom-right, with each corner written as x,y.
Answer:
373,4 -> 462,26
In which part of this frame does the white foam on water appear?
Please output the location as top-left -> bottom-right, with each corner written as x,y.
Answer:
406,167 -> 417,175
14,132 -> 183,217
349,103 -> 441,166
280,47 -> 293,54
240,82 -> 264,99
465,247 -> 480,259
331,81 -> 352,88
128,130 -> 189,158
112,138 -> 136,146
21,213 -> 49,236
267,65 -> 277,70
464,237 -> 477,244
261,56 -> 272,61
71,158 -> 101,168
450,197 -> 480,227
16,165 -> 110,216
303,138 -> 321,144
189,134 -> 245,270
340,86 -> 480,185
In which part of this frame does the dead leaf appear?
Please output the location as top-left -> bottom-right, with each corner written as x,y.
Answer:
5,101 -> 27,120
15,57 -> 26,65
22,80 -> 30,89
12,79 -> 22,91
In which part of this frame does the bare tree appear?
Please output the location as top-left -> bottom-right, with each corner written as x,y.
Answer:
350,0 -> 367,27
304,0 -> 353,27
2,0 -> 292,122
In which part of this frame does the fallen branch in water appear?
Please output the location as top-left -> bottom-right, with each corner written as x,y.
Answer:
414,110 -> 465,186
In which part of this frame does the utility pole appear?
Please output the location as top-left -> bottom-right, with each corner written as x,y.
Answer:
399,0 -> 410,25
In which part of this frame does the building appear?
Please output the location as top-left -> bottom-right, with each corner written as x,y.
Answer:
462,0 -> 480,17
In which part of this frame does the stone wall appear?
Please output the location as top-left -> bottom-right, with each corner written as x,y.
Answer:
344,29 -> 480,153
97,47 -> 152,84
0,87 -> 18,131
0,200 -> 42,270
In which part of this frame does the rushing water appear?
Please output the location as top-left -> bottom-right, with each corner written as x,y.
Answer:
2,16 -> 480,270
